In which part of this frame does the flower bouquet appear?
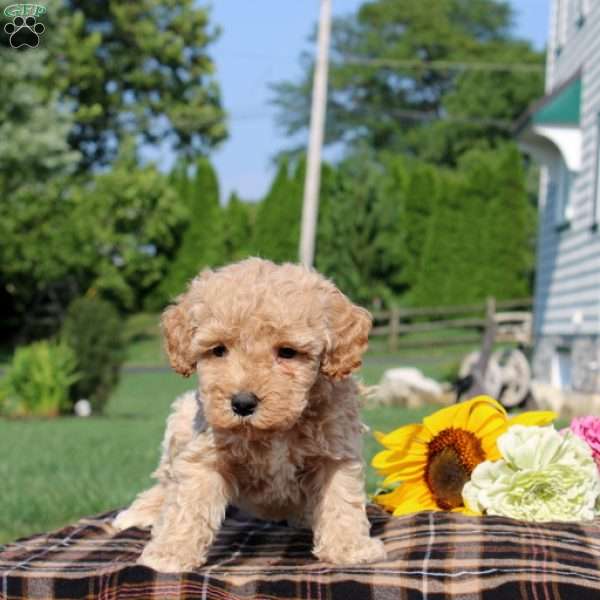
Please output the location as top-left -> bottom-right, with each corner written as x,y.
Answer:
372,397 -> 600,522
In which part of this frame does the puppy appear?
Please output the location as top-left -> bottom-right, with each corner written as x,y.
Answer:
114,258 -> 386,572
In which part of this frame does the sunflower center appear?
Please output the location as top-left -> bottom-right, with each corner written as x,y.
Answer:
425,428 -> 485,510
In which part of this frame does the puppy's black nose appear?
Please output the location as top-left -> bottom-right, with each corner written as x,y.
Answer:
231,392 -> 259,416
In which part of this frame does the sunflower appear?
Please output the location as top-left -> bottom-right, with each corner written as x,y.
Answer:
372,396 -> 556,516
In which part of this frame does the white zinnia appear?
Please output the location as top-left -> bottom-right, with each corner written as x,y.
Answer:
462,425 -> 600,522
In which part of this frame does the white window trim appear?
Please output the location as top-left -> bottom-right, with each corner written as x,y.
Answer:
576,0 -> 588,27
555,0 -> 568,52
553,158 -> 573,227
552,347 -> 573,391
593,114 -> 600,225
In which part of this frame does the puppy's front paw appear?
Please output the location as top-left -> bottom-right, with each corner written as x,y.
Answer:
113,509 -> 150,531
138,542 -> 207,573
315,536 -> 387,565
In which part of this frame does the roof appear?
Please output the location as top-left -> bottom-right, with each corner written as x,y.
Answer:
515,71 -> 582,134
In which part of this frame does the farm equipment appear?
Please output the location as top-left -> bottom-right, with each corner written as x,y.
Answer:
458,347 -> 531,408
455,298 -> 533,408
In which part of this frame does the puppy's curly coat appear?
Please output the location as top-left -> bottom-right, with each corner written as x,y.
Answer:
114,258 -> 386,572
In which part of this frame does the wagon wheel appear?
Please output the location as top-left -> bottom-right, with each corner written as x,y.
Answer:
493,348 -> 531,409
458,350 -> 503,400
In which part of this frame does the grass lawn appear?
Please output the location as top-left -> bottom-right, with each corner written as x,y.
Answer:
0,368 -> 435,545
0,315 -> 531,545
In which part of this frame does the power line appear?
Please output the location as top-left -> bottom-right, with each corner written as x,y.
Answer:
227,108 -> 513,129
218,50 -> 544,73
338,56 -> 545,73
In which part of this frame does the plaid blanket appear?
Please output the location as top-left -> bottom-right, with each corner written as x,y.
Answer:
1,505 -> 600,600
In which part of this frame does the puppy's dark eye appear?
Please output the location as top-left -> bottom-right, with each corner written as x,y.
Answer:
278,347 -> 297,359
212,345 -> 227,357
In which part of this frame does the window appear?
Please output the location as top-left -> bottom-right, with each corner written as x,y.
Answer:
552,158 -> 572,226
576,0 -> 588,27
594,115 -> 600,224
552,347 -> 572,390
555,0 -> 568,54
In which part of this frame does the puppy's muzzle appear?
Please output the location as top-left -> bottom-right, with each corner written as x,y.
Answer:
231,392 -> 259,417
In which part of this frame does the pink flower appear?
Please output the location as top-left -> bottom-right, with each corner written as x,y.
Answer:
570,416 -> 600,470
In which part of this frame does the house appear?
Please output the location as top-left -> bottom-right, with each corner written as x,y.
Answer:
516,0 -> 600,393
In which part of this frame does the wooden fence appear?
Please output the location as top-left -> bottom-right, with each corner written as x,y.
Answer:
371,297 -> 533,352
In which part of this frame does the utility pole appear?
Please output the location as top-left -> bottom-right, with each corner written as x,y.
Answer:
299,0 -> 332,268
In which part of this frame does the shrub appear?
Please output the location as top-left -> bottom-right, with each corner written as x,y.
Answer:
61,297 -> 125,414
1,341 -> 79,417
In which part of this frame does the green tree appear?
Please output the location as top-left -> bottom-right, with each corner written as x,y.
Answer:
0,49 -> 79,195
155,157 -> 223,304
414,144 -> 535,306
0,144 -> 185,335
0,0 -> 228,336
459,144 -> 535,300
272,0 -> 543,165
223,192 -> 255,262
315,154 -> 405,305
253,159 -> 304,262
74,143 -> 186,310
28,0 -> 228,168
386,157 -> 439,294
61,297 -> 125,414
412,169 -> 467,306
0,179 -> 89,338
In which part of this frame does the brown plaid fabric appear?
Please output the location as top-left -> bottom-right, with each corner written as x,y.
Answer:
2,505 -> 600,600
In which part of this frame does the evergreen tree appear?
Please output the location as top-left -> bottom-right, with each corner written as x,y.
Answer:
395,158 -> 439,293
460,144 -> 535,300
155,157 -> 223,304
1,142 -> 185,334
0,49 -> 79,195
6,0 -> 228,168
414,144 -> 535,307
253,159 -> 303,262
316,155 -> 405,305
223,192 -> 255,262
272,0 -> 543,165
413,169 -> 468,306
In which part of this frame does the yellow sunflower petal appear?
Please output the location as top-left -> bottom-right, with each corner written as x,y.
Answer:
375,460 -> 426,479
452,505 -> 482,516
422,403 -> 464,435
372,447 -> 427,471
375,481 -> 434,513
465,397 -> 506,434
480,426 -> 507,456
382,467 -> 429,486
467,395 -> 506,414
371,450 -> 404,470
422,395 -> 500,436
393,499 -> 439,516
508,411 -> 556,427
473,414 -> 507,440
374,424 -> 425,449
483,445 -> 502,461
373,484 -> 416,508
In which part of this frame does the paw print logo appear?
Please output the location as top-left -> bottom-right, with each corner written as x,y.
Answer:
4,15 -> 45,49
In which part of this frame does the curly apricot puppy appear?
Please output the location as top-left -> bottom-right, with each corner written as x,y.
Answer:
114,258 -> 386,572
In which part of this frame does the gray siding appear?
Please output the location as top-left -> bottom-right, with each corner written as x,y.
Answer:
535,1 -> 600,337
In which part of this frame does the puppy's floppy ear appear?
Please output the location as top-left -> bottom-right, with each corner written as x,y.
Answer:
162,301 -> 196,377
161,269 -> 212,377
320,286 -> 372,380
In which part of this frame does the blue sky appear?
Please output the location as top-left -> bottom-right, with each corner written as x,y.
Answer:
208,0 -> 550,202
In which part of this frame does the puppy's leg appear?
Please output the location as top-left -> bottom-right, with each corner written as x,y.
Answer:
311,460 -> 386,565
114,391 -> 199,531
138,436 -> 231,573
113,484 -> 166,530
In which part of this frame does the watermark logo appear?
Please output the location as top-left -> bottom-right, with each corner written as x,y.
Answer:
3,4 -> 46,48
